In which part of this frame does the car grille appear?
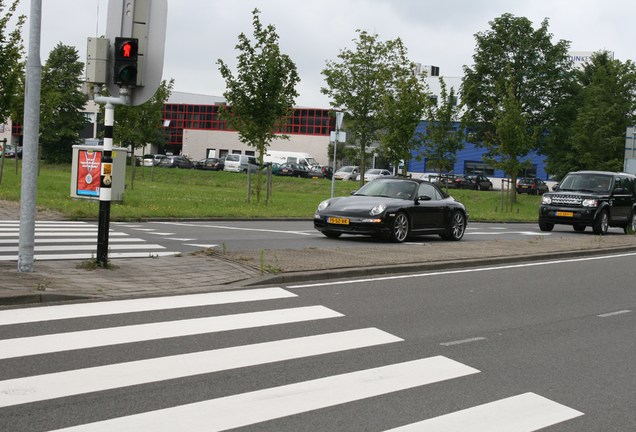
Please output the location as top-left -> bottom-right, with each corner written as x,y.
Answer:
550,195 -> 582,206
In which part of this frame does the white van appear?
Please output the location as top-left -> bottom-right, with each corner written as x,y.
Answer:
223,154 -> 259,173
263,150 -> 320,169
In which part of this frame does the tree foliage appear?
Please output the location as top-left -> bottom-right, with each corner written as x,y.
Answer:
114,79 -> 174,151
416,77 -> 465,175
461,13 -> 574,200
377,40 -> 430,176
322,30 -> 396,186
548,52 -> 636,177
40,43 -> 87,163
217,8 -> 299,203
0,0 -> 25,123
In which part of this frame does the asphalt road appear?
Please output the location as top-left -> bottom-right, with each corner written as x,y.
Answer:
109,220 -> 630,254
1,249 -> 634,430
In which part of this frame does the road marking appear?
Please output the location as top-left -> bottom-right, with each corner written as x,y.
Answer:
597,309 -> 631,318
0,237 -> 144,244
0,328 -> 402,407
0,231 -> 127,237
0,287 -> 297,325
287,252 -> 636,288
0,306 -> 342,359
440,337 -> 487,346
0,244 -> 166,253
384,392 -> 583,431
158,221 -> 314,236
47,356 -> 479,432
185,243 -> 219,248
0,251 -> 180,262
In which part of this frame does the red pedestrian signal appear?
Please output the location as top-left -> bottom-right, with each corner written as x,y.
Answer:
114,37 -> 138,86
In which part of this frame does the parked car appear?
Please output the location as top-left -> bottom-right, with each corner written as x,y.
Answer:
277,162 -> 312,178
2,144 -> 15,158
363,169 -> 392,182
142,154 -> 166,167
314,177 -> 468,243
539,170 -> 636,235
158,155 -> 194,169
333,166 -> 359,181
313,165 -> 333,179
516,177 -> 549,195
435,174 -> 460,189
223,154 -> 259,173
195,157 -> 224,171
457,174 -> 493,190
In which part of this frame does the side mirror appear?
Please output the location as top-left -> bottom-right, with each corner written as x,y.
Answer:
552,184 -> 559,191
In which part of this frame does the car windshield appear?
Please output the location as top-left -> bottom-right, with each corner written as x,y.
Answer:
339,166 -> 354,173
559,173 -> 612,192
354,179 -> 417,199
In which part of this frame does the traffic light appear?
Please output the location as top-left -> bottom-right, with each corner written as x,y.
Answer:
113,37 -> 138,86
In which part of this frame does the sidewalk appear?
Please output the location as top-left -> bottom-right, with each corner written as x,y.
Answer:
2,199 -> 636,306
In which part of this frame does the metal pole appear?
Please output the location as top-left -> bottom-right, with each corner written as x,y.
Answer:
330,112 -> 344,198
96,103 -> 114,267
18,0 -> 42,273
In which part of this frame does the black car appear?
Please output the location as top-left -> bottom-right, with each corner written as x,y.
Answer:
516,177 -> 548,195
539,170 -> 636,235
277,162 -> 312,178
158,155 -> 194,169
314,177 -> 468,242
456,174 -> 493,190
195,157 -> 224,171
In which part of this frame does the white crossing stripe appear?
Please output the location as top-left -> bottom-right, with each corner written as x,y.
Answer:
0,244 -> 166,252
0,328 -> 402,407
0,306 -> 343,359
384,392 -> 583,431
0,251 -> 178,262
0,287 -> 297,325
47,356 -> 479,432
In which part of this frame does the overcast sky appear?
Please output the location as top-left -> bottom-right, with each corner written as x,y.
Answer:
10,0 -> 636,107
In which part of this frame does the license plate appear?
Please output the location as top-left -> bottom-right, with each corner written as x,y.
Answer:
328,217 -> 349,225
556,211 -> 573,217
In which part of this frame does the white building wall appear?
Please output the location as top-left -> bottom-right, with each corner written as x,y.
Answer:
182,129 -> 331,165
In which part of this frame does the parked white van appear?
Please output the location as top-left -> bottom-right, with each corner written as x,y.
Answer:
263,150 -> 320,169
223,154 -> 259,173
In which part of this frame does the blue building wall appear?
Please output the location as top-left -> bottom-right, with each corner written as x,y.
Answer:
407,121 -> 548,180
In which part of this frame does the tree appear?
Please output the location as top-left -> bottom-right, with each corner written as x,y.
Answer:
39,43 -> 87,163
217,8 -> 300,204
416,77 -> 465,177
552,52 -> 636,177
377,39 -> 430,176
0,0 -> 25,123
461,13 -> 575,196
114,78 -> 173,152
322,30 -> 396,187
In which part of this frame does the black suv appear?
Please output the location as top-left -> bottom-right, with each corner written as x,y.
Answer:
538,170 -> 636,235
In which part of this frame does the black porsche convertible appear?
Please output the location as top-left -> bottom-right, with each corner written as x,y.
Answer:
313,177 -> 468,242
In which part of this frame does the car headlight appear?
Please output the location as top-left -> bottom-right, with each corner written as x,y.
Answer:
317,200 -> 331,211
370,204 -> 386,216
582,198 -> 598,207
541,195 -> 552,205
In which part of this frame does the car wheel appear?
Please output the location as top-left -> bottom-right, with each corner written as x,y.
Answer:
322,231 -> 342,239
592,209 -> 609,235
440,211 -> 466,241
388,212 -> 409,243
573,224 -> 586,232
623,211 -> 636,234
538,220 -> 554,232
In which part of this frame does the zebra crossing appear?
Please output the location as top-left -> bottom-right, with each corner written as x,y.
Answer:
0,287 -> 583,431
0,220 -> 179,261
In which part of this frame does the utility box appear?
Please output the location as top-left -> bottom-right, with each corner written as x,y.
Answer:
71,145 -> 127,201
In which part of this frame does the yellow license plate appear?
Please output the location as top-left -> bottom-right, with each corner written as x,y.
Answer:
328,217 -> 349,225
556,211 -> 573,217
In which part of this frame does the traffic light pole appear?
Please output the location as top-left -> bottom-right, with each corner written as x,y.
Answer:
94,92 -> 128,267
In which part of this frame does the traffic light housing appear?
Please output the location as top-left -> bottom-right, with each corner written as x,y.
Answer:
113,37 -> 138,86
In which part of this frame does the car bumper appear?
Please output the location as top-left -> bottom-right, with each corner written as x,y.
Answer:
313,214 -> 393,236
539,205 -> 599,225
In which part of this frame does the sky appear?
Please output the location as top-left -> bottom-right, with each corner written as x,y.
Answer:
9,0 -> 636,108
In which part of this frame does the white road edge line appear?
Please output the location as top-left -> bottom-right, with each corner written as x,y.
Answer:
597,309 -> 631,318
287,252 -> 636,288
440,337 -> 487,346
